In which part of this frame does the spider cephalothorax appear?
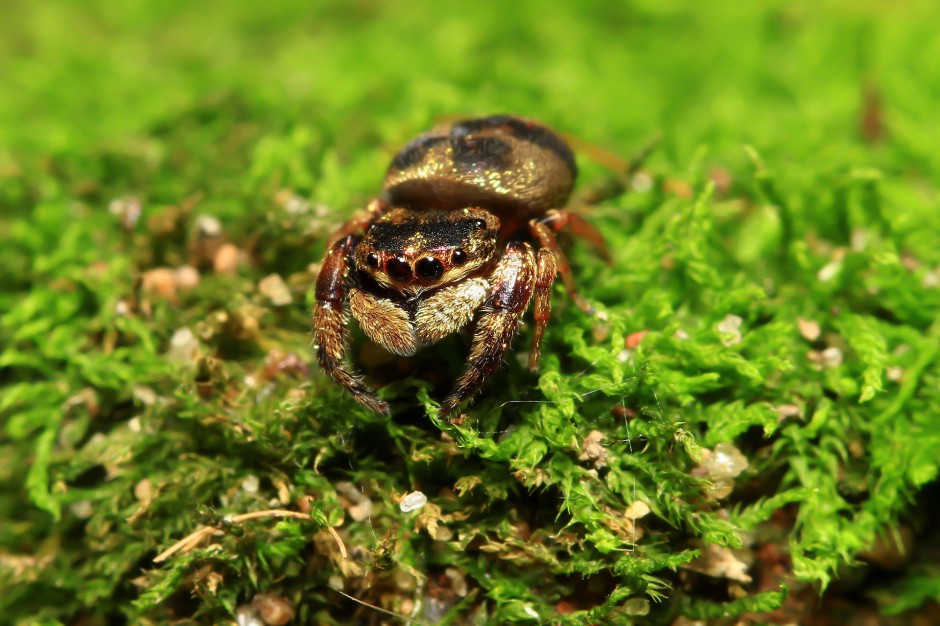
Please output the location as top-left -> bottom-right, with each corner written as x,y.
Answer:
313,115 -> 609,417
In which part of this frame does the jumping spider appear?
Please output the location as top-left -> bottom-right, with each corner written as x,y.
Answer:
313,115 -> 612,417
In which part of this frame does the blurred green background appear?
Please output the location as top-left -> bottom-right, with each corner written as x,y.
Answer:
3,0 -> 940,171
3,0 -> 940,624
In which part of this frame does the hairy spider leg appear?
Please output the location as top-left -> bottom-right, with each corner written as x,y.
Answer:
542,208 -> 610,262
312,235 -> 389,414
528,248 -> 557,372
567,132 -> 662,205
528,217 -> 595,315
440,242 -> 537,418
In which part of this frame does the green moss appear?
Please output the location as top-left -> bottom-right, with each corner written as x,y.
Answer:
3,0 -> 940,623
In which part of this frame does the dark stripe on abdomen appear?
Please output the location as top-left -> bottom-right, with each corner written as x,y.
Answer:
451,115 -> 577,175
390,135 -> 448,170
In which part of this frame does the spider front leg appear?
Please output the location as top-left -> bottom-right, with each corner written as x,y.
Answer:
440,242 -> 537,418
528,248 -> 557,372
312,235 -> 390,414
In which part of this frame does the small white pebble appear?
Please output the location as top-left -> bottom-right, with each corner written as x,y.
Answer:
716,314 -> 743,347
133,386 -> 157,406
704,442 -> 749,479
631,171 -> 653,193
817,261 -> 841,282
821,346 -> 843,368
774,404 -> 801,420
851,228 -> 870,251
625,500 -> 651,519
70,500 -> 93,519
167,328 -> 198,363
624,597 -> 650,616
797,317 -> 821,342
195,215 -> 223,237
241,475 -> 260,494
235,605 -> 263,626
259,274 -> 293,306
283,194 -> 311,215
706,477 -> 735,499
134,479 -> 153,503
399,491 -> 428,513
175,265 -> 200,290
108,197 -> 142,227
922,270 -> 939,289
717,314 -> 742,332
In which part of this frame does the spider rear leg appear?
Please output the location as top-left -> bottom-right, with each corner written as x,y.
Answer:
440,242 -> 537,418
528,215 -> 596,315
543,208 -> 610,262
567,132 -> 662,205
313,235 -> 389,414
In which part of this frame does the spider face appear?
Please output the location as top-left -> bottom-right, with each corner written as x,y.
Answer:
354,208 -> 500,292
313,115 -> 611,419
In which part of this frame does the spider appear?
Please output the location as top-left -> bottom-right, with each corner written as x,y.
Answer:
313,115 -> 617,418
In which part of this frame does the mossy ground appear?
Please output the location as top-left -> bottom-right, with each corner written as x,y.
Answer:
3,1 -> 940,624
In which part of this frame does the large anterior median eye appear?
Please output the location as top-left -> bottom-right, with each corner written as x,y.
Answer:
386,257 -> 413,282
415,257 -> 444,280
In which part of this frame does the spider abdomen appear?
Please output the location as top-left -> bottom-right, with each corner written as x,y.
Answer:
384,115 -> 577,217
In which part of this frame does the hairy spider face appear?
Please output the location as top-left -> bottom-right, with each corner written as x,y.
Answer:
355,207 -> 500,291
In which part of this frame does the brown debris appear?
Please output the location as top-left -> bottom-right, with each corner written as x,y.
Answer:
685,543 -> 753,583
797,317 -> 821,342
251,592 -> 296,625
859,526 -> 914,570
860,83 -> 886,144
578,430 -> 609,468
213,243 -> 245,275
141,267 -> 180,303
259,273 -> 293,306
625,330 -> 649,350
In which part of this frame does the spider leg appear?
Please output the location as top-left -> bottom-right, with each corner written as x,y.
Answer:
326,198 -> 391,246
528,216 -> 596,315
528,248 -> 557,372
568,133 -> 662,205
440,242 -> 537,418
543,208 -> 610,262
312,235 -> 389,414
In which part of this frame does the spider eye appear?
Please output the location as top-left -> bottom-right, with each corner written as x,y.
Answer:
452,249 -> 468,265
415,257 -> 444,280
366,253 -> 379,268
472,218 -> 487,230
386,257 -> 413,282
